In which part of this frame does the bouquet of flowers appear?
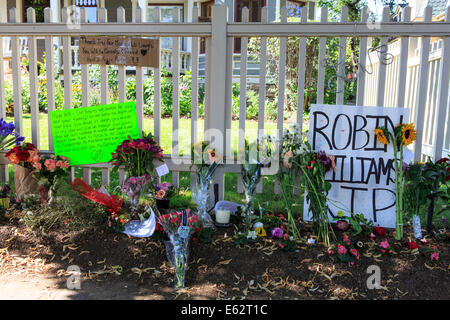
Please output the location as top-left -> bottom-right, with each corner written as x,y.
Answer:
191,141 -> 222,228
157,209 -> 196,290
6,142 -> 41,200
0,118 -> 25,151
33,154 -> 71,203
299,142 -> 337,246
5,142 -> 40,170
240,138 -> 273,233
121,174 -> 152,210
110,132 -> 163,178
375,123 -> 417,239
277,124 -> 308,239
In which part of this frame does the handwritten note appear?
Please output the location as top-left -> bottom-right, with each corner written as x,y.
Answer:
304,104 -> 410,228
50,102 -> 140,165
79,36 -> 159,68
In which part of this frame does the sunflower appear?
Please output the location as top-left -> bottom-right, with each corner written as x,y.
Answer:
401,123 -> 416,146
375,128 -> 389,145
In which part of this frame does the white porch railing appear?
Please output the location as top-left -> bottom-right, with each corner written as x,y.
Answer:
0,4 -> 449,200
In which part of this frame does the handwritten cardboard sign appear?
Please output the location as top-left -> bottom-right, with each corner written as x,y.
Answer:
49,102 -> 140,165
303,104 -> 410,228
79,36 -> 159,68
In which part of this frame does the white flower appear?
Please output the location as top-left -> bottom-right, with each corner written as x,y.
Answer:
247,231 -> 257,240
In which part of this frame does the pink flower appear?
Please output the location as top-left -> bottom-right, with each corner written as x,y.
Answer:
337,244 -> 347,255
328,249 -> 334,255
279,243 -> 285,249
369,233 -> 376,239
380,239 -> 390,249
430,252 -> 439,261
56,160 -> 63,167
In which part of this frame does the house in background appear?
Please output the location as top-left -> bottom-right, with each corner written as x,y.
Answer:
1,0 -> 318,82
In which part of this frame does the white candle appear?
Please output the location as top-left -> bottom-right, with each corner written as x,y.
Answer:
215,209 -> 230,224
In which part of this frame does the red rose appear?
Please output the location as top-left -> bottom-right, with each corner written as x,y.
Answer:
192,237 -> 199,245
16,149 -> 30,162
373,226 -> 386,237
408,241 -> 419,249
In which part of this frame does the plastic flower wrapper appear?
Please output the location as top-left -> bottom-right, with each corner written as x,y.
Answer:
0,118 -> 25,151
157,209 -> 193,290
240,138 -> 272,233
121,174 -> 152,210
191,141 -> 222,228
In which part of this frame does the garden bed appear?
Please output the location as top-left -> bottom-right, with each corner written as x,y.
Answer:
0,219 -> 448,300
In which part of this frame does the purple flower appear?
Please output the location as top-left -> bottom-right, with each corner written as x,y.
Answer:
271,227 -> 284,239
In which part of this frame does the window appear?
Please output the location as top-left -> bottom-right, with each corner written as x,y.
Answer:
147,5 -> 185,51
234,0 -> 265,52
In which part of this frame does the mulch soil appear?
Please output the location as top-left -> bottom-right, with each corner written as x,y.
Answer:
0,218 -> 449,300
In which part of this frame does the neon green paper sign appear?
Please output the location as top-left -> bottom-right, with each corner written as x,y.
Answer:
50,102 -> 140,165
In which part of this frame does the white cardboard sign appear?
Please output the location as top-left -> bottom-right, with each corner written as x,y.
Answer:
303,104 -> 410,228
155,164 -> 170,177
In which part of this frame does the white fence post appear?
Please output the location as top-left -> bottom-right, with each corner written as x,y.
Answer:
433,6 -> 450,161
27,8 -> 40,150
396,6 -> 411,109
10,8 -> 22,137
44,7 -> 55,153
356,7 -> 368,106
376,7 -> 391,107
99,6 -> 110,186
413,6 -> 432,161
209,4 -> 228,200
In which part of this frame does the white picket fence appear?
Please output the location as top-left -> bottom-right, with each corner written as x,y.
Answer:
0,4 -> 449,200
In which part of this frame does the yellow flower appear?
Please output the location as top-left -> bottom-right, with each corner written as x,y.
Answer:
255,226 -> 266,237
337,210 -> 344,218
375,128 -> 389,145
401,123 -> 416,146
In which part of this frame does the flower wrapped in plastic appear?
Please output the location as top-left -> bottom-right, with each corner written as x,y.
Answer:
191,141 -> 222,228
157,209 -> 194,290
121,174 -> 151,210
240,138 -> 273,232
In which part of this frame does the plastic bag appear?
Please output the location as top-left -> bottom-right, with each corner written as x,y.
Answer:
193,179 -> 215,228
159,210 -> 192,290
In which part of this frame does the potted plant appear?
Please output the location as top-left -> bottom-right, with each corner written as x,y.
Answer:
155,182 -> 175,210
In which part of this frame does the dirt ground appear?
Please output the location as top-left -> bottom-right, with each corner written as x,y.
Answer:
0,220 -> 449,300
